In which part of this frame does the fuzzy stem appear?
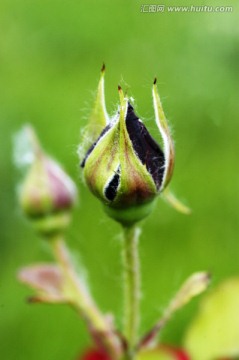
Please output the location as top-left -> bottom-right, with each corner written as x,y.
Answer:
122,225 -> 141,359
51,235 -> 121,359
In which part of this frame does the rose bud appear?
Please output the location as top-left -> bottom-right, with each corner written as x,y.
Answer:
80,68 -> 174,226
18,126 -> 77,236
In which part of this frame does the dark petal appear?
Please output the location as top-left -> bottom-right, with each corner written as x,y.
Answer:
104,167 -> 120,201
81,124 -> 112,168
126,103 -> 165,190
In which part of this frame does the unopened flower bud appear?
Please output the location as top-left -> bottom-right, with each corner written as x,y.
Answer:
80,69 -> 174,226
17,126 -> 77,236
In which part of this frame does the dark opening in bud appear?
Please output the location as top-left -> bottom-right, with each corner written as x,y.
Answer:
126,103 -> 165,190
104,167 -> 121,201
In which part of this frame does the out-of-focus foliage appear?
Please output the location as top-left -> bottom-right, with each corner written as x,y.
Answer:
185,277 -> 239,359
0,0 -> 238,359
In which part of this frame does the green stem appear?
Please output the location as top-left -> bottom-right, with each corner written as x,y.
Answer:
50,234 -> 121,360
122,225 -> 141,358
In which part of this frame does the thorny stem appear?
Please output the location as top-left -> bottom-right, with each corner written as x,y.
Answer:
122,225 -> 141,359
51,235 -> 121,360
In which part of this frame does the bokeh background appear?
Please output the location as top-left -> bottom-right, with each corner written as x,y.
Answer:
0,0 -> 239,359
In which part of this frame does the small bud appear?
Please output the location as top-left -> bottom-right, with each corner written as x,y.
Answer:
17,126 -> 77,236
80,70 -> 175,226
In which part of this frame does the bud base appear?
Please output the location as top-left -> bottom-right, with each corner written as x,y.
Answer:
32,211 -> 71,237
103,200 -> 156,226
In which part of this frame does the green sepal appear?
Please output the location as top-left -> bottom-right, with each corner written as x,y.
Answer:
152,80 -> 175,190
80,65 -> 108,159
162,188 -> 192,215
114,88 -> 157,207
83,120 -> 120,203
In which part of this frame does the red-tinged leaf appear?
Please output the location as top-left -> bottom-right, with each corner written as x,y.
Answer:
18,263 -> 66,303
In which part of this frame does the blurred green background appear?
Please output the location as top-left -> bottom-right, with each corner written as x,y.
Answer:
0,0 -> 239,359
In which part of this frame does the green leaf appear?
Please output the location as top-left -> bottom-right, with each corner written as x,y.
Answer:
184,277 -> 239,359
138,347 -> 182,360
